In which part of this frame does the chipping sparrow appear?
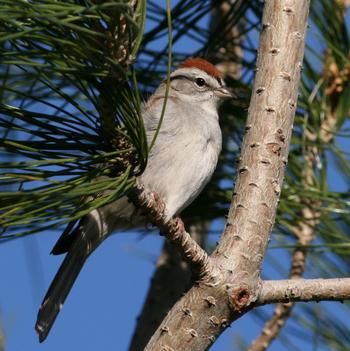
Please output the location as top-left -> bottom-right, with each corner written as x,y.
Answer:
35,58 -> 231,342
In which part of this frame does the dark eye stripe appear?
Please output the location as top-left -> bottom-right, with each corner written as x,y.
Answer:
170,75 -> 208,87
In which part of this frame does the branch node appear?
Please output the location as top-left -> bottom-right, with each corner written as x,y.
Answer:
160,326 -> 170,335
292,31 -> 303,40
256,87 -> 266,94
229,286 -> 252,313
279,71 -> 292,81
209,316 -> 220,327
283,7 -> 293,15
266,142 -> 282,156
269,48 -> 280,55
204,296 -> 217,307
187,329 -> 198,338
262,22 -> 271,30
182,307 -> 192,317
265,106 -> 276,113
288,99 -> 296,108
221,318 -> 229,328
239,166 -> 249,174
208,335 -> 216,342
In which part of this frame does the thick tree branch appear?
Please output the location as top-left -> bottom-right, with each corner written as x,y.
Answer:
248,132 -> 319,351
248,22 -> 342,349
258,278 -> 350,304
129,241 -> 192,351
211,0 -> 310,293
129,222 -> 208,351
144,1 -> 311,350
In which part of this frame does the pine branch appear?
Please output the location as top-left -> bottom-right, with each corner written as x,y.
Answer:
0,1 -> 147,238
129,184 -> 216,281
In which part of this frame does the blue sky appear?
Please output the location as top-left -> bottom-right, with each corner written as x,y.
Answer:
1,2 -> 350,351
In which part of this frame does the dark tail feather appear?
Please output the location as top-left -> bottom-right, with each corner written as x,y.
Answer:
51,219 -> 79,255
36,209 -> 108,342
35,248 -> 87,342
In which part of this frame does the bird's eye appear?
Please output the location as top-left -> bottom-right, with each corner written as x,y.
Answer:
195,78 -> 206,87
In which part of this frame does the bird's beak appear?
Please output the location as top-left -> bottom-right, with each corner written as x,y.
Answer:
214,87 -> 232,99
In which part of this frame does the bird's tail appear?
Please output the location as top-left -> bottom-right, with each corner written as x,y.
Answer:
35,246 -> 87,342
35,210 -> 108,342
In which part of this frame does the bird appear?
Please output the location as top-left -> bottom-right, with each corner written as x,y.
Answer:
35,58 -> 231,342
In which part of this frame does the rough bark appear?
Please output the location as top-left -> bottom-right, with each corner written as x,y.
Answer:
144,1 -> 311,350
247,22 -> 342,350
129,222 -> 208,351
129,185 -> 215,280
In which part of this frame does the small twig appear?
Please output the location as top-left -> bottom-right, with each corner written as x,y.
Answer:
258,278 -> 350,304
249,302 -> 294,351
129,184 -> 216,282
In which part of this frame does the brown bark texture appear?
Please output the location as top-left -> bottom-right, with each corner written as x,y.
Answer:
142,1 -> 312,350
